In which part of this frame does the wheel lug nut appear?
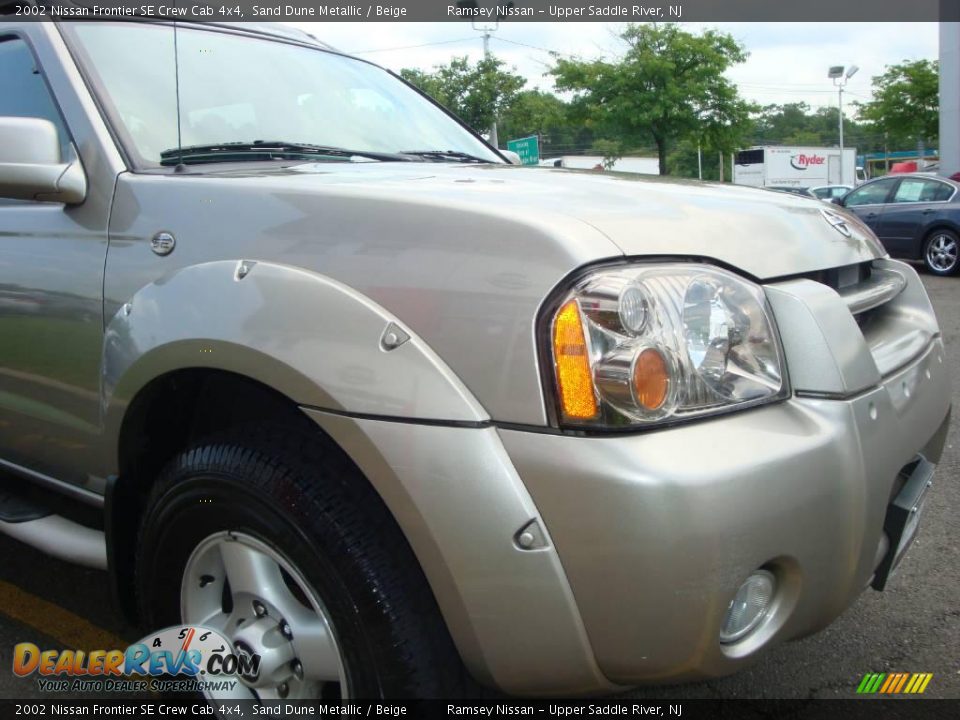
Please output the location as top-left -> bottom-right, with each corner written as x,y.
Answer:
278,682 -> 289,698
291,660 -> 303,679
253,600 -> 267,617
281,622 -> 293,639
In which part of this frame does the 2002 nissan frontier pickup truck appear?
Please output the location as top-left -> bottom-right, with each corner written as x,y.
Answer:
0,17 -> 951,700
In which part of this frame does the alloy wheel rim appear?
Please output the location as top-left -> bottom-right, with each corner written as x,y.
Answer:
181,530 -> 349,701
927,234 -> 958,272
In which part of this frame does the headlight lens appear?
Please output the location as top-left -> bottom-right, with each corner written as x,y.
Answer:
547,263 -> 787,428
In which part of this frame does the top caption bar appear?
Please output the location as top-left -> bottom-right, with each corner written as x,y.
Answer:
2,0 -> 957,22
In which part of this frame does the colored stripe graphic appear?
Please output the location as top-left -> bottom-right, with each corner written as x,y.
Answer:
879,674 -> 897,693
858,673 -> 886,693
856,672 -> 932,694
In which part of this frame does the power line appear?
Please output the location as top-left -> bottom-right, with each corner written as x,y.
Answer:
347,37 -> 477,54
493,36 -> 559,54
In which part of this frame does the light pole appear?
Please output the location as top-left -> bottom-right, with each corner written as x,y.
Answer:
828,64 -> 858,184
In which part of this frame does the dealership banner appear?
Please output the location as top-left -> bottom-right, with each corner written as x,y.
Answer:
3,0 -> 958,22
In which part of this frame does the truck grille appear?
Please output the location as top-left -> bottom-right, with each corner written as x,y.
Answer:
836,266 -> 907,316
804,261 -> 929,377
804,261 -> 906,323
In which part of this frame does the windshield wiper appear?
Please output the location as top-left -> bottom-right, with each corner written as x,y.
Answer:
159,141 -> 411,166
400,150 -> 494,164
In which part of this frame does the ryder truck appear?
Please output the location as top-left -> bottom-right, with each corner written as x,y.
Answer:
734,145 -> 865,188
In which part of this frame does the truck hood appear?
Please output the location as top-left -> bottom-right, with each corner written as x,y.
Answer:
269,162 -> 884,280
108,162 -> 885,427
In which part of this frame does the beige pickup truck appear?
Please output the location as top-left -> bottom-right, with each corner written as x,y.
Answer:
0,18 -> 950,700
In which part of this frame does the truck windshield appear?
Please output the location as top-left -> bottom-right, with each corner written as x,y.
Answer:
65,23 -> 502,168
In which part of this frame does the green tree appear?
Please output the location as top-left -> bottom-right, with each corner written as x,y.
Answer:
751,102 -> 818,144
744,102 -> 880,154
497,89 -> 600,156
550,23 -> 752,175
400,56 -> 526,135
856,60 -> 939,147
500,90 -> 564,146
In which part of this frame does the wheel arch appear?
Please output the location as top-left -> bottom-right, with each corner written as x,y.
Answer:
921,222 -> 960,242
106,367 -> 348,623
102,259 -> 490,623
101,259 -> 488,445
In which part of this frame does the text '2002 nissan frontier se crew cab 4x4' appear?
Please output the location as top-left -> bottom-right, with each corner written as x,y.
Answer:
0,18 -> 951,699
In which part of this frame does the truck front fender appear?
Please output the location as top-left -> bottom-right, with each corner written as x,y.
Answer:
103,259 -> 489,461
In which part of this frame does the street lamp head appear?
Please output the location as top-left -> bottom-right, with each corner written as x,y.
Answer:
845,65 -> 860,79
828,65 -> 845,79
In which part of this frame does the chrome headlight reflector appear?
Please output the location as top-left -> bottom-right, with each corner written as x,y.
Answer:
547,263 -> 787,428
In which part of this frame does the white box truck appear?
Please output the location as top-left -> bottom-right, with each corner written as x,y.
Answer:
540,155 -> 660,175
733,146 -> 864,188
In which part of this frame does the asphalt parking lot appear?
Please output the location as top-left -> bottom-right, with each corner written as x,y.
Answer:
0,269 -> 957,701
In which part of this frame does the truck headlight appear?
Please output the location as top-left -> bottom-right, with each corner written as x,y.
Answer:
545,263 -> 788,429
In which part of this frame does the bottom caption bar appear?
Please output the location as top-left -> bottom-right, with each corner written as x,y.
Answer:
0,700 -> 955,719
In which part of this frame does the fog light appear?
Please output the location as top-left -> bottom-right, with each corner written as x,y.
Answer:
720,570 -> 775,643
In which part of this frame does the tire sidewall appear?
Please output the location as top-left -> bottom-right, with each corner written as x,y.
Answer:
923,230 -> 960,276
137,468 -> 388,698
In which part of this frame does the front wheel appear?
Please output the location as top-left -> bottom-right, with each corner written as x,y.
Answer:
135,426 -> 472,699
923,229 -> 960,276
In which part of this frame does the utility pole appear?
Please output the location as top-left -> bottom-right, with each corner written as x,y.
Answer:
474,20 -> 499,148
697,140 -> 702,180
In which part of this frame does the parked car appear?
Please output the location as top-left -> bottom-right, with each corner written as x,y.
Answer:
832,174 -> 960,275
0,20 -> 951,700
766,186 -> 817,199
810,184 -> 853,202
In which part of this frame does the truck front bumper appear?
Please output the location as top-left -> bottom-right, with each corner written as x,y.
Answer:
306,262 -> 949,694
499,337 -> 950,685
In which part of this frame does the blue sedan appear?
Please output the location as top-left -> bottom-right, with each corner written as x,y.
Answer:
834,174 -> 960,275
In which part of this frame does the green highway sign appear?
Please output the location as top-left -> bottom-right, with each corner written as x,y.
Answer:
507,136 -> 540,165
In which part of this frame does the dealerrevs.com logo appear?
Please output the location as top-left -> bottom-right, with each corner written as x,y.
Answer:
790,154 -> 826,170
13,625 -> 260,693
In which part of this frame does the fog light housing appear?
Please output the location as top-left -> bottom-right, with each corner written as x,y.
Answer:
720,570 -> 776,644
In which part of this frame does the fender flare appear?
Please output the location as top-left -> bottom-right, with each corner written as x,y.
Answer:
103,259 -> 489,469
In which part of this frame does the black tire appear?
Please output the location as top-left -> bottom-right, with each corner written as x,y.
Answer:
135,424 -> 472,698
922,229 -> 960,276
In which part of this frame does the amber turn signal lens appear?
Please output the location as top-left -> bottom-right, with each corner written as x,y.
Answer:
633,348 -> 669,410
553,300 -> 598,420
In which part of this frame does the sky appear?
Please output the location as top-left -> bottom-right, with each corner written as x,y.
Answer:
286,21 -> 939,115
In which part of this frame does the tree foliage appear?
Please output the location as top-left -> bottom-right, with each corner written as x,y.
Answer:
498,89 -> 599,156
397,33 -> 937,180
399,56 -> 526,135
550,23 -> 753,175
856,60 -> 939,146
